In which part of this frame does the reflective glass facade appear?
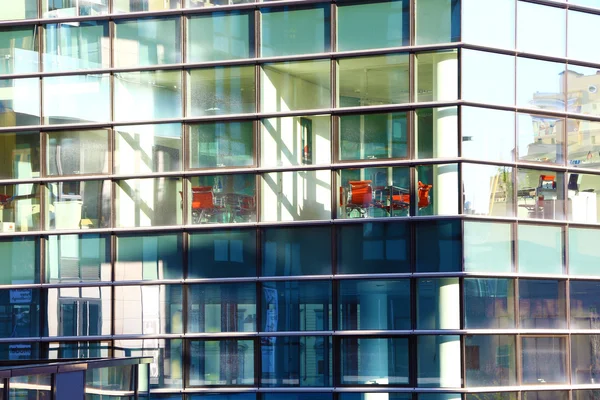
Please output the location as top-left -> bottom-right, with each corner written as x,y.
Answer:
1,0 -> 600,399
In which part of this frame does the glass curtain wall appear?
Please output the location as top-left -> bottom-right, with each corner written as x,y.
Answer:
3,0 -> 600,399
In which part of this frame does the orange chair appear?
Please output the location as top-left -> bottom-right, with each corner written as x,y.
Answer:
387,181 -> 433,215
343,180 -> 374,217
190,186 -> 223,223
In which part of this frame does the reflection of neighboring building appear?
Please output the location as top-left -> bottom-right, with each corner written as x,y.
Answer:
530,69 -> 600,167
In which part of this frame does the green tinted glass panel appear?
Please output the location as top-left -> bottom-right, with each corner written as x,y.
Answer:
0,131 -> 39,179
116,233 -> 183,280
415,0 -> 460,45
0,237 -> 39,284
261,5 -> 330,57
46,235 -> 109,283
339,112 -> 408,161
188,11 -> 254,62
337,0 -> 408,51
0,26 -> 38,74
518,224 -> 563,274
188,66 -> 256,116
114,17 -> 181,68
464,221 -> 512,273
44,22 -> 109,71
569,227 -> 600,276
189,121 -> 254,168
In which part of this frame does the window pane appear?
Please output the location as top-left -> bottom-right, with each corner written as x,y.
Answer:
46,286 -> 111,336
338,54 -> 409,107
48,340 -> 108,359
337,222 -> 409,274
42,0 -> 107,17
114,70 -> 182,121
467,394 -> 517,400
461,50 -> 514,106
43,22 -> 108,72
465,335 -> 517,387
116,233 -> 183,280
415,164 -> 458,216
461,107 -> 515,162
417,335 -> 461,387
190,121 -> 254,169
517,2 -> 565,57
464,221 -> 513,273
261,336 -> 331,387
43,74 -> 110,124
416,107 -> 458,159
417,278 -> 460,329
517,113 -> 564,165
0,131 -> 40,179
0,26 -> 38,74
47,180 -> 111,230
188,283 -> 256,333
568,119 -> 600,167
189,174 -> 256,224
188,339 -> 254,386
338,167 -> 410,219
517,57 -> 566,112
262,60 -> 330,112
114,17 -> 181,67
114,285 -> 183,334
188,11 -> 254,62
416,220 -> 461,272
523,392 -> 568,400
0,183 -> 40,232
566,64 -> 600,117
339,279 -> 410,330
0,289 -> 40,338
416,50 -> 458,102
46,234 -> 109,283
188,229 -> 256,279
262,226 -> 331,276
47,129 -> 109,176
569,227 -> 600,276
415,0 -> 460,45
340,337 -> 408,384
0,237 -> 38,284
186,0 -> 253,7
463,164 -> 514,217
188,65 -> 256,116
261,171 -> 331,221
337,0 -> 408,51
568,11 -> 600,64
462,0 -> 514,49
1,1 -> 37,20
116,178 -> 182,227
10,374 -> 50,399
517,168 -> 565,220
341,395 -> 411,400
522,337 -> 567,384
263,115 -> 330,166
114,339 -> 183,389
0,78 -> 40,127
518,224 -> 563,274
340,112 -> 407,161
464,278 -> 515,329
571,280 -> 600,329
115,123 -> 182,174
566,172 -> 600,223
261,5 -> 330,57
519,279 -> 566,329
572,336 -> 600,384
261,280 -> 331,331
114,0 -> 181,12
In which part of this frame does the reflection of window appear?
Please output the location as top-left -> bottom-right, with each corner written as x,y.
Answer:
466,345 -> 480,370
214,239 -> 243,263
497,344 -> 510,369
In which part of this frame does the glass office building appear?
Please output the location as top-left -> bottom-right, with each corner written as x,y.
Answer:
1,0 -> 600,399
